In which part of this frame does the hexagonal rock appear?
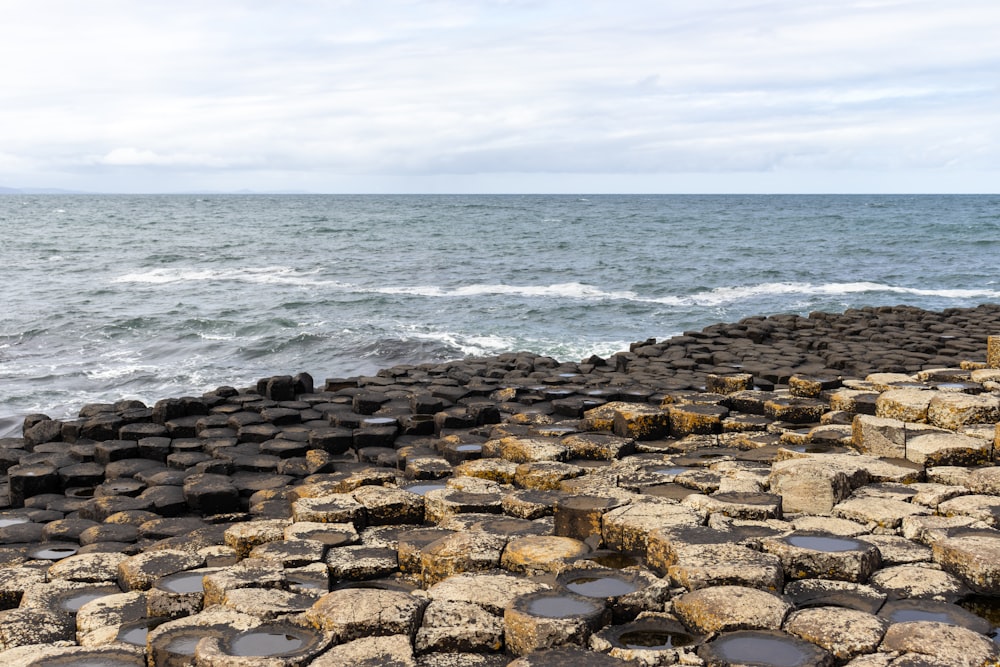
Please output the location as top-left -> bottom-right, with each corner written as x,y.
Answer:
927,392 -> 1000,430
851,414 -> 947,460
515,462 -> 585,491
682,491 -> 783,521
201,558 -> 286,607
667,403 -> 730,437
351,485 -> 424,525
879,620 -> 998,666
783,606 -> 888,662
454,458 -> 520,484
672,585 -> 792,634
415,599 -> 505,654
223,519 -> 290,559
291,494 -> 366,526
501,536 -> 591,576
932,530 -> 1000,594
761,533 -> 882,583
832,496 -> 930,530
600,498 -> 704,556
491,436 -> 569,463
936,495 -> 1000,527
47,551 -> 128,583
868,564 -> 968,601
324,545 -> 397,580
610,404 -> 671,440
117,549 -> 206,591
182,473 -> 240,515
649,531 -> 784,591
504,590 -> 610,657
875,388 -> 936,423
427,572 -> 551,616
0,607 -> 76,649
560,433 -> 635,461
310,633 -> 417,667
424,488 -> 504,523
554,495 -> 628,542
968,466 -> 1000,495
421,531 -> 508,586
769,459 -> 855,515
901,514 -> 986,546
783,579 -> 886,615
283,521 -> 360,546
507,647 -> 631,666
305,588 -> 427,644
764,397 -> 827,424
906,432 -> 992,467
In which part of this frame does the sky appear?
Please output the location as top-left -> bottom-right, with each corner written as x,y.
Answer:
1,0 -> 998,194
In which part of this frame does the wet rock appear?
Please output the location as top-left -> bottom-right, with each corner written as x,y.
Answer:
117,549 -> 206,591
561,433 -> 635,461
504,590 -> 610,656
698,629 -> 834,667
761,532 -> 882,583
783,578 -> 886,614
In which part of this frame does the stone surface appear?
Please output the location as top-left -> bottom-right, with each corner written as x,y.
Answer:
672,585 -> 792,634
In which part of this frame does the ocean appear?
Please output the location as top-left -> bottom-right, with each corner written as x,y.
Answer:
2,194 -> 998,436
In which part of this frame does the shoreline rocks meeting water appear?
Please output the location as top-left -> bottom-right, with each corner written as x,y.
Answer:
2,303 -> 1000,666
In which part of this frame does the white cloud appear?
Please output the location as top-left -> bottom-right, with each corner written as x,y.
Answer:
0,0 -> 997,192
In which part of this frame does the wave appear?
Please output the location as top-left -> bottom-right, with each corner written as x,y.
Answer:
112,266 -> 336,287
373,282 -> 640,301
676,282 -> 1000,307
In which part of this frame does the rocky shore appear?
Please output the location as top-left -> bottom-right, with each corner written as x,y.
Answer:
2,303 -> 1000,666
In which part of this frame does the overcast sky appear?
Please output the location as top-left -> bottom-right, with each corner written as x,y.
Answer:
1,0 -> 998,193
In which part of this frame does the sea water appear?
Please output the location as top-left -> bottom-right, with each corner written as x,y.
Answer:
2,194 -> 998,435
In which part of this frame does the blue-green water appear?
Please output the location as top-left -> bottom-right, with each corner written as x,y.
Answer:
1,194 -> 998,435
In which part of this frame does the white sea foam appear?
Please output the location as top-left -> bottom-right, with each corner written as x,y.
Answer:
112,266 -> 335,287
375,282 -> 640,301
651,282 -> 1000,307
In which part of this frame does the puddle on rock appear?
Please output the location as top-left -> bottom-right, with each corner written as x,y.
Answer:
881,599 -> 992,633
786,535 -> 863,552
163,634 -> 202,656
58,589 -> 117,613
30,543 -> 80,560
229,631 -> 306,656
117,620 -> 166,646
563,574 -> 639,598
454,444 -> 483,453
155,571 -> 206,593
706,632 -> 816,667
0,517 -> 30,528
526,594 -> 602,618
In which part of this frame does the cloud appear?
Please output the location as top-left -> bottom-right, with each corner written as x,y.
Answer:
0,0 -> 997,192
